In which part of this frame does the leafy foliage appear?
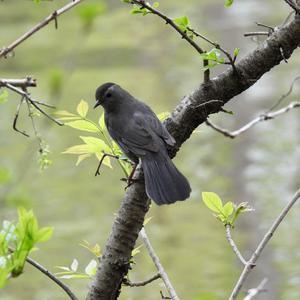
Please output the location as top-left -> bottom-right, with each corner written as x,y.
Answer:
224,0 -> 234,7
130,2 -> 159,15
202,192 -> 253,226
0,208 -> 53,288
200,49 -> 225,70
38,142 -> 52,171
173,16 -> 194,39
55,100 -> 132,176
55,240 -> 142,280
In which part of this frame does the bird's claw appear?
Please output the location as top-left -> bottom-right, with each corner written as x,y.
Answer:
121,178 -> 140,190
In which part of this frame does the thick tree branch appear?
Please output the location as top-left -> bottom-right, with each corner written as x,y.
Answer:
230,189 -> 300,300
87,14 -> 300,300
0,0 -> 85,59
140,228 -> 179,300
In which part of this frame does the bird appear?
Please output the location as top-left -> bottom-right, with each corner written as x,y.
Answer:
94,82 -> 191,205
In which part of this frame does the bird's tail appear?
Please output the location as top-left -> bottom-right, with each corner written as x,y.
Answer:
141,151 -> 191,205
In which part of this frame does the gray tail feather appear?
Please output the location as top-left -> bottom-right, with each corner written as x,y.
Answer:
141,152 -> 191,205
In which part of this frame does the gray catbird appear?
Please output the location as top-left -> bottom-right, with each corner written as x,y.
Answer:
94,82 -> 191,205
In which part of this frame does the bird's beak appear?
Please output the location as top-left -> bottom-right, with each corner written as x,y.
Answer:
94,100 -> 101,109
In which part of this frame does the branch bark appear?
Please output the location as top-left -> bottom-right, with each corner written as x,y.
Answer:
0,77 -> 36,88
87,14 -> 300,300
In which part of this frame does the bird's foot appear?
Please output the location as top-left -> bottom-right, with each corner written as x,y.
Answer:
121,178 -> 141,190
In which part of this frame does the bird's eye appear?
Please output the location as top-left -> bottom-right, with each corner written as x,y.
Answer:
106,92 -> 112,98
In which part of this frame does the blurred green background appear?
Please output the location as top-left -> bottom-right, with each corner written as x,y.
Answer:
1,0 -> 300,299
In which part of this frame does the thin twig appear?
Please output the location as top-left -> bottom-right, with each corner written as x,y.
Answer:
123,273 -> 161,287
229,189 -> 300,300
225,225 -> 247,266
26,256 -> 79,300
0,0 -> 85,58
244,32 -> 270,37
13,95 -> 29,137
130,0 -> 204,54
243,278 -> 268,300
128,0 -> 211,81
3,82 -> 63,126
8,247 -> 78,300
266,75 -> 300,112
140,228 -> 180,300
187,27 -> 238,71
206,101 -> 300,138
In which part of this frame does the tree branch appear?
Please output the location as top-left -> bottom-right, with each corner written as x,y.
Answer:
8,247 -> 78,300
123,273 -> 160,287
139,228 -> 179,300
0,0 -> 85,59
225,225 -> 247,266
206,101 -> 300,138
26,256 -> 79,300
0,77 -> 36,88
243,278 -> 268,300
87,13 -> 300,300
283,0 -> 300,13
2,82 -> 63,126
230,189 -> 300,300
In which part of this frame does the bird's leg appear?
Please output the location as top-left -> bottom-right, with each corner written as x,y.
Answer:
123,164 -> 138,190
95,153 -> 119,176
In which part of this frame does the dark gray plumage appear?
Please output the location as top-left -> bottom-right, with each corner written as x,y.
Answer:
94,83 -> 191,205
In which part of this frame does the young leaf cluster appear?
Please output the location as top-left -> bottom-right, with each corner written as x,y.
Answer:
55,100 -> 132,177
202,192 -> 253,227
0,208 -> 53,288
130,2 -> 159,16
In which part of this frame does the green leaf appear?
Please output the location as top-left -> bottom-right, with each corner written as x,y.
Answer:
157,111 -> 170,121
76,154 -> 91,166
131,5 -> 149,15
53,110 -> 77,117
79,136 -> 111,154
70,259 -> 78,272
63,144 -> 90,155
65,120 -> 99,132
36,227 -> 53,243
0,90 -> 8,104
85,259 -> 97,277
132,244 -> 143,257
79,241 -> 101,257
153,2 -> 159,8
202,192 -> 223,213
98,113 -> 106,130
223,202 -> 234,218
233,47 -> 240,57
173,16 -> 189,32
224,0 -> 234,7
76,100 -> 89,118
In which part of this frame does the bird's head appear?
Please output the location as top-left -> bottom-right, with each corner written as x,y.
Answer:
94,82 -> 116,109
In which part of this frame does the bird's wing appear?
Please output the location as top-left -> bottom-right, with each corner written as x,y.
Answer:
115,111 -> 174,157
